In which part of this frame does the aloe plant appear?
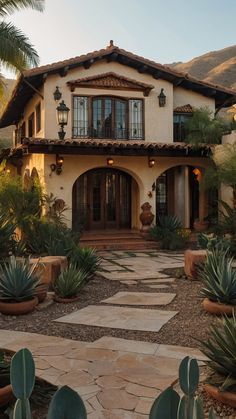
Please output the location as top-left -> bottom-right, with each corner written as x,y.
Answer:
70,247 -> 102,279
54,264 -> 87,298
149,356 -> 216,419
10,347 -> 87,419
149,215 -> 188,250
0,256 -> 39,302
199,248 -> 236,305
200,314 -> 236,392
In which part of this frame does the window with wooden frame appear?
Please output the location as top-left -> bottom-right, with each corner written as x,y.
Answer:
73,96 -> 143,140
173,113 -> 191,142
28,113 -> 35,137
20,122 -> 26,140
35,103 -> 41,133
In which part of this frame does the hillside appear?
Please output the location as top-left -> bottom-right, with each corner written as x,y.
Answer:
0,78 -> 16,148
171,45 -> 236,89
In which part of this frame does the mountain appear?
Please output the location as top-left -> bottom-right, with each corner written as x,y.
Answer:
170,45 -> 236,89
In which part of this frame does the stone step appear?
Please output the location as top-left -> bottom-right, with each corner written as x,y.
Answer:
81,240 -> 158,251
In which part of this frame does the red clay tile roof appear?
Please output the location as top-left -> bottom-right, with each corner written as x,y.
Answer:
174,104 -> 193,113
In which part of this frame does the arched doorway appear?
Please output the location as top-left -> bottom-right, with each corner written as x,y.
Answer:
156,165 -> 202,228
72,168 -> 132,230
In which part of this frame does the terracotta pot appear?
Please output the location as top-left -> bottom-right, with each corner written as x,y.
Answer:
36,284 -> 48,303
53,295 -> 80,304
204,384 -> 236,408
202,298 -> 235,316
0,385 -> 14,407
0,297 -> 38,315
193,220 -> 209,232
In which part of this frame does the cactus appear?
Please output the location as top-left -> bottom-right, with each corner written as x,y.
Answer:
10,348 -> 87,419
149,356 -> 216,419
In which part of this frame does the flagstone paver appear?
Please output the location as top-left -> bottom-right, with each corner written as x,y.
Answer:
101,291 -> 176,306
55,305 -> 178,332
147,284 -> 170,289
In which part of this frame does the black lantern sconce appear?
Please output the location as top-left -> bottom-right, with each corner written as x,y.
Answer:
107,157 -> 114,166
50,155 -> 64,175
158,88 -> 166,107
53,86 -> 62,102
56,100 -> 70,140
148,157 -> 155,168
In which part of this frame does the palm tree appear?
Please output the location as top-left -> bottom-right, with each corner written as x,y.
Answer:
0,0 -> 44,93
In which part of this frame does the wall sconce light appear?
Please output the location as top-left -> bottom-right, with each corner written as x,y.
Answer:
56,100 -> 70,140
158,88 -> 166,107
50,155 -> 64,175
193,167 -> 201,182
107,157 -> 114,166
148,157 -> 155,168
53,86 -> 62,102
147,191 -> 153,198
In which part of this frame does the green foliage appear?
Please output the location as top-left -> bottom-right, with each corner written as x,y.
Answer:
200,314 -> 236,391
149,356 -> 216,419
0,213 -> 16,258
197,232 -> 231,252
54,264 -> 87,298
199,248 -> 236,305
185,107 -> 229,146
0,255 -> 39,302
10,347 -> 87,419
70,247 -> 102,279
149,215 -> 189,250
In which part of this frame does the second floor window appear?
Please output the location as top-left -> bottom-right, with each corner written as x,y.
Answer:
36,103 -> 41,133
73,96 -> 143,140
28,113 -> 35,137
173,113 -> 191,142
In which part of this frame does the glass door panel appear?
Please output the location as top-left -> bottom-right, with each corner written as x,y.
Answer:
115,100 -> 126,139
105,172 -> 116,226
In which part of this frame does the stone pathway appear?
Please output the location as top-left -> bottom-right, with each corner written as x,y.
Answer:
101,292 -> 176,306
1,330 -> 207,419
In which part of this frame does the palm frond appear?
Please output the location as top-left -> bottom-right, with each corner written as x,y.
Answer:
0,0 -> 44,17
0,21 -> 39,72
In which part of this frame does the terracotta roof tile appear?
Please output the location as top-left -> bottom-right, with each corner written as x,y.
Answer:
174,104 -> 193,113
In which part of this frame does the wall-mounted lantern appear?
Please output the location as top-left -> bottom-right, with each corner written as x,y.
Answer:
148,157 -> 155,168
50,155 -> 64,175
158,88 -> 166,107
56,100 -> 70,140
107,157 -> 114,166
53,86 -> 62,102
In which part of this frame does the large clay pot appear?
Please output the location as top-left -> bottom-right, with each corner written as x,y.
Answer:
0,297 -> 38,315
36,284 -> 48,303
193,220 -> 209,232
140,202 -> 154,232
202,298 -> 235,316
204,384 -> 236,408
0,385 -> 14,407
53,295 -> 80,304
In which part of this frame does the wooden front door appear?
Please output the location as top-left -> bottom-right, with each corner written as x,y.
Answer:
73,169 -> 131,230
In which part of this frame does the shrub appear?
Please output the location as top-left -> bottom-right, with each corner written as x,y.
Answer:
70,247 -> 102,279
54,264 -> 87,298
0,213 -> 16,259
149,215 -> 189,250
200,314 -> 236,391
0,256 -> 39,302
197,232 -> 231,252
199,248 -> 236,305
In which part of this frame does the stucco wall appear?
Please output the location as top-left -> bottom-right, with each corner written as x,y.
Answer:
173,86 -> 215,111
220,131 -> 236,207
18,86 -> 45,139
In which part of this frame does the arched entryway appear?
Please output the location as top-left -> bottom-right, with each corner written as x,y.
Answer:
72,168 -> 133,230
156,165 -> 203,228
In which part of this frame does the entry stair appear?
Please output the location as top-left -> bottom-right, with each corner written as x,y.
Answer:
80,230 -> 158,251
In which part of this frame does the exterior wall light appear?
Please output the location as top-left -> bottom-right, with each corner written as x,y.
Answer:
158,88 -> 166,107
193,167 -> 201,182
107,157 -> 114,166
56,100 -> 70,140
53,86 -> 62,101
148,158 -> 155,167
50,155 -> 64,175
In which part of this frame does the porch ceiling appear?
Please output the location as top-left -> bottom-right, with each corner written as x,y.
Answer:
18,138 -> 212,158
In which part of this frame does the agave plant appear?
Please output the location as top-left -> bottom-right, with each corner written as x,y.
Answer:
199,248 -> 236,305
0,213 -> 16,259
200,314 -> 236,391
149,215 -> 187,250
70,247 -> 102,279
54,264 -> 87,298
0,256 -> 39,302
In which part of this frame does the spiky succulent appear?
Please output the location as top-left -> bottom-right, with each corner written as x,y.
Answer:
201,314 -> 236,391
54,264 -> 87,298
199,248 -> 236,305
70,247 -> 101,279
0,256 -> 39,302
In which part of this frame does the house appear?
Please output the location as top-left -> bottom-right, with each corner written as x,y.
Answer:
0,41 -> 235,233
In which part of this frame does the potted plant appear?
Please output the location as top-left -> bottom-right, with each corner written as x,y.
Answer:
199,248 -> 236,315
0,256 -> 39,315
53,264 -> 87,303
201,314 -> 236,408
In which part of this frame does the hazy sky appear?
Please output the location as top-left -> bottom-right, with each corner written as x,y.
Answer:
4,0 -> 236,77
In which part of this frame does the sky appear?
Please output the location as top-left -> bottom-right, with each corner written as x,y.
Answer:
3,0 -> 236,78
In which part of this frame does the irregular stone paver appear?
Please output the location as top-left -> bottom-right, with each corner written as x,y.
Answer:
102,292 -> 176,306
1,330 -> 206,419
55,305 -> 178,332
147,285 -> 170,289
140,278 -> 175,283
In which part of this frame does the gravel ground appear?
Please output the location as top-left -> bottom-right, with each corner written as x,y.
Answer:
0,272 -> 216,348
